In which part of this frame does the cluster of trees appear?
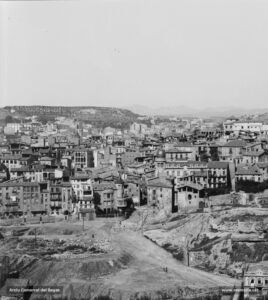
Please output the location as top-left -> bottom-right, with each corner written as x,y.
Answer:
5,115 -> 21,124
235,180 -> 268,193
203,187 -> 231,197
37,115 -> 56,124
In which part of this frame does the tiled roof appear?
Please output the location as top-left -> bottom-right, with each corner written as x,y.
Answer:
97,171 -> 119,179
245,142 -> 262,147
176,182 -> 203,190
222,140 -> 247,148
127,163 -> 145,168
242,150 -> 265,157
70,174 -> 90,180
246,261 -> 268,275
208,161 -> 229,169
147,177 -> 173,188
94,182 -> 116,191
32,164 -> 46,170
176,142 -> 195,147
40,156 -> 54,161
236,165 -> 261,175
0,155 -> 22,160
10,167 -> 30,172
256,162 -> 268,168
20,157 -> 31,161
0,181 -> 39,187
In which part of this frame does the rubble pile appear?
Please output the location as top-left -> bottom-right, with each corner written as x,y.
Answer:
15,236 -> 113,260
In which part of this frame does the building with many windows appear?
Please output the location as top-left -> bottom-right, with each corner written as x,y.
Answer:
0,181 -> 46,216
244,262 -> 268,299
72,147 -> 94,169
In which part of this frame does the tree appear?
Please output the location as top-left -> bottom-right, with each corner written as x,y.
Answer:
200,151 -> 210,162
210,147 -> 219,161
5,115 -> 13,123
5,115 -> 20,124
236,179 -> 268,193
124,197 -> 135,218
92,192 -> 101,207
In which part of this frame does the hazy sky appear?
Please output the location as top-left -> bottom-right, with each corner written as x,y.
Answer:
1,0 -> 268,109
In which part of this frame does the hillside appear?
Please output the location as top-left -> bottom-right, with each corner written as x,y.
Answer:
132,206 -> 268,278
0,220 -> 238,300
123,104 -> 268,118
3,106 -> 142,129
0,108 -> 13,126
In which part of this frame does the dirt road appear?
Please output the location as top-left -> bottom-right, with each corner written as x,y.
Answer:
103,230 -> 239,294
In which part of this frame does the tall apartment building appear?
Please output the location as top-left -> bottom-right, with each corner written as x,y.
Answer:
72,147 -> 94,169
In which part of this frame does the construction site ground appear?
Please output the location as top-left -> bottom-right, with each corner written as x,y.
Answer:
0,216 -> 239,299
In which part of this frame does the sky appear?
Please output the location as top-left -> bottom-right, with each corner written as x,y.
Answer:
1,0 -> 268,109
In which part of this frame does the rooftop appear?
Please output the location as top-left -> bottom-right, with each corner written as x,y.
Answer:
245,261 -> 268,275
176,182 -> 204,190
40,156 -> 54,161
208,161 -> 229,169
242,150 -> 265,157
236,165 -> 261,176
0,181 -> 39,187
147,177 -> 173,188
222,140 -> 248,148
94,182 -> 116,191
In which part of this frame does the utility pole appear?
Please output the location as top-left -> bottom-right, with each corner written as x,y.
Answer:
82,213 -> 85,231
35,227 -> 37,248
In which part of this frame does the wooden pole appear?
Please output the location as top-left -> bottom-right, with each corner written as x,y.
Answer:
35,227 -> 37,248
82,214 -> 84,231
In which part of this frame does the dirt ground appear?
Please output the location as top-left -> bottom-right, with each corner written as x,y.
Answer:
0,217 -> 239,299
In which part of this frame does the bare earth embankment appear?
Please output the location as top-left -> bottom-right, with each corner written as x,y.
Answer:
0,218 -> 239,300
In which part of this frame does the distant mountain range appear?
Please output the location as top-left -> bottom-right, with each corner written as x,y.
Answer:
123,104 -> 268,118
